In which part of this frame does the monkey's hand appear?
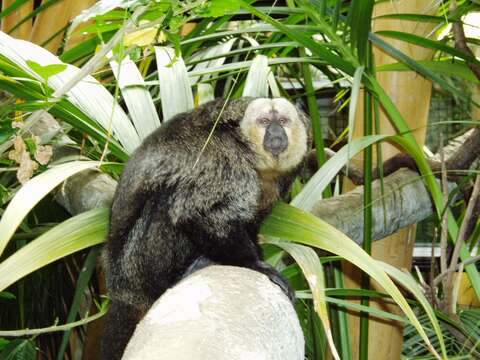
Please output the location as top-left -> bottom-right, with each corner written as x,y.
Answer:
253,262 -> 295,303
183,257 -> 295,303
182,256 -> 217,278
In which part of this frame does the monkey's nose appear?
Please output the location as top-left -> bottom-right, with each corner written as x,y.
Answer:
263,122 -> 288,156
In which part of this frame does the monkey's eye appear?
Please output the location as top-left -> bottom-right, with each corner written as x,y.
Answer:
278,117 -> 289,126
257,117 -> 270,125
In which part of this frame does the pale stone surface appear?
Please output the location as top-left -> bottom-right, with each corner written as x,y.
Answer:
122,265 -> 304,360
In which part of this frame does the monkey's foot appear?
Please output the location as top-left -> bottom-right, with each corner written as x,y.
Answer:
254,262 -> 295,303
182,256 -> 217,278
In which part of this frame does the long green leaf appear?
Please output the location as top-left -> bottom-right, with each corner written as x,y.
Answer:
348,0 -> 374,63
375,30 -> 480,66
379,261 -> 447,358
237,1 -> 356,75
366,75 -> 480,297
181,24 -> 324,46
261,203 -> 440,359
291,135 -> 388,211
377,59 -> 480,84
369,33 -> 472,105
347,66 -> 365,149
110,54 -> 160,139
155,46 -> 194,121
0,0 -> 30,19
0,161 -> 101,256
243,55 -> 269,97
0,207 -> 108,292
270,240 -> 340,360
373,13 -> 445,23
390,134 -> 480,298
185,57 -> 324,79
57,247 -> 100,360
6,0 -> 59,35
301,47 -> 329,198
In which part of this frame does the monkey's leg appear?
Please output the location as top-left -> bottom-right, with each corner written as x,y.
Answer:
253,261 -> 295,302
205,234 -> 295,302
182,256 -> 217,278
101,300 -> 143,360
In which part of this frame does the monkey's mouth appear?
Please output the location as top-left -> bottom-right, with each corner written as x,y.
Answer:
264,137 -> 288,157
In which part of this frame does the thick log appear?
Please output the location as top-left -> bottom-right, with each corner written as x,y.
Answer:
56,166 -> 445,245
311,168 -> 446,245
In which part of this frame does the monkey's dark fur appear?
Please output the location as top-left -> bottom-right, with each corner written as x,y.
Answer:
102,98 -> 310,359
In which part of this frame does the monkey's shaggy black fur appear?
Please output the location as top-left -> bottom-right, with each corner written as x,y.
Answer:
102,98 -> 307,359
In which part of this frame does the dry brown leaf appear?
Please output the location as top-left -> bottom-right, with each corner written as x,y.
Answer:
35,145 -> 53,165
17,151 -> 38,184
32,135 -> 53,165
8,136 -> 41,184
8,136 -> 26,164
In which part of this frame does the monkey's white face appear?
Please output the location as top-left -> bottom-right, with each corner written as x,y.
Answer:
240,98 -> 308,174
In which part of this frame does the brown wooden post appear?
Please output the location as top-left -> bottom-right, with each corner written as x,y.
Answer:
1,0 -> 34,40
29,0 -> 96,54
343,1 -> 438,359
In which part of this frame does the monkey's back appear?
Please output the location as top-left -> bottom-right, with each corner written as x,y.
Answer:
106,103 -> 262,307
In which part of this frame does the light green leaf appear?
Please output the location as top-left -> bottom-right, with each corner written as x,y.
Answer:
378,261 -> 447,358
270,240 -> 340,360
243,55 -> 269,97
0,161 -> 101,256
291,135 -> 388,211
267,71 -> 281,97
110,54 -> 160,139
196,83 -> 214,105
347,66 -> 364,151
26,60 -> 67,82
0,207 -> 108,292
203,0 -> 241,17
189,38 -> 237,85
155,46 -> 194,121
0,31 -> 141,153
261,203 -> 440,359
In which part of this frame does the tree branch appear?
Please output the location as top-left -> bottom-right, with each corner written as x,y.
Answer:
309,128 -> 480,185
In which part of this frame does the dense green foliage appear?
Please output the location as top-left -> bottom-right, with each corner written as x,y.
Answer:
0,0 -> 479,359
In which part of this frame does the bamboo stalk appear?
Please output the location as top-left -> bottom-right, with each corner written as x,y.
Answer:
343,1 -> 438,359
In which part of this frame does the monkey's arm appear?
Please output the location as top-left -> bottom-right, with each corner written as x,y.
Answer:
108,147 -> 161,241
